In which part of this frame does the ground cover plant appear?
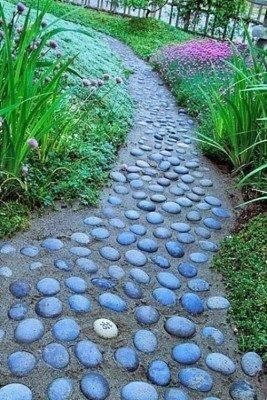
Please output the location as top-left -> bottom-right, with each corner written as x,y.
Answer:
212,213 -> 267,361
0,1 -> 132,238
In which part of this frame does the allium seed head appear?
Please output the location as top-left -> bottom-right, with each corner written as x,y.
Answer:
82,78 -> 90,87
102,73 -> 110,81
115,76 -> 123,84
48,40 -> 57,49
17,2 -> 26,14
98,79 -> 104,86
27,138 -> 39,149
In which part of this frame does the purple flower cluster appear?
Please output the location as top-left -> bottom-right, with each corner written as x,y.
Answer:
152,39 -> 236,81
163,39 -> 231,64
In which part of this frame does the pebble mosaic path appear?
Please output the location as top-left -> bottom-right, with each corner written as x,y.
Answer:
0,36 -> 265,400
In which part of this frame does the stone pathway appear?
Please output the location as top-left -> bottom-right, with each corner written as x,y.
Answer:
0,35 -> 265,400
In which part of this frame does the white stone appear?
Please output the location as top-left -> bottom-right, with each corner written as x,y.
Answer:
0,267 -> 12,277
93,318 -> 118,339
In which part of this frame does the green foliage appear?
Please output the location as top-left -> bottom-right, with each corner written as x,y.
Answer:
117,0 -> 167,17
0,2 -> 76,176
9,0 -> 191,59
176,0 -> 246,28
212,214 -> 267,360
0,201 -> 29,238
198,39 -> 267,193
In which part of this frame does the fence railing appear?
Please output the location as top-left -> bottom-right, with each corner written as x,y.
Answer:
61,0 -> 267,41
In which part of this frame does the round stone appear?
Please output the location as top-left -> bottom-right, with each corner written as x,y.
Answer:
179,367 -> 213,392
65,276 -> 87,293
206,353 -> 236,375
76,258 -> 98,274
125,249 -> 147,266
181,293 -> 204,315
132,191 -> 147,200
164,388 -> 190,400
138,238 -> 158,252
20,246 -> 39,257
201,327 -> 225,345
157,272 -> 181,290
94,318 -> 118,339
99,246 -> 120,261
35,297 -> 62,318
137,200 -> 156,212
71,232 -> 90,244
152,255 -> 170,269
172,343 -> 201,365
108,195 -> 122,205
37,278 -> 60,296
10,280 -> 30,298
48,378 -> 73,400
146,212 -> 164,224
153,227 -> 172,239
176,197 -> 193,207
189,252 -> 208,263
153,287 -> 177,306
207,296 -> 230,310
15,318 -> 45,343
165,316 -> 196,338
135,306 -> 159,325
212,207 -> 231,218
186,211 -> 201,221
52,318 -> 80,341
188,278 -> 210,292
110,171 -> 126,182
148,360 -> 171,386
115,347 -> 139,371
199,240 -> 219,252
8,351 -> 36,377
177,233 -> 195,244
123,281 -> 143,299
241,352 -> 263,377
151,194 -> 166,203
75,340 -> 102,368
108,265 -> 125,280
121,382 -> 158,400
69,246 -> 91,257
0,266 -> 12,277
204,195 -> 221,206
68,295 -> 92,313
117,232 -> 136,245
200,179 -> 213,187
0,384 -> 32,400
42,343 -> 69,369
165,241 -> 184,258
92,278 -> 115,290
229,380 -> 257,400
84,216 -> 103,226
133,329 -> 157,353
8,302 -> 28,321
109,218 -> 126,229
125,210 -> 140,220
54,259 -> 73,271
171,223 -> 191,233
91,228 -> 110,240
148,184 -> 164,193
42,238 -> 64,251
130,268 -> 150,284
98,293 -> 127,312
80,373 -> 110,400
0,243 -> 16,254
203,217 -> 222,230
195,227 -> 211,239
162,202 -> 181,214
130,224 -> 147,236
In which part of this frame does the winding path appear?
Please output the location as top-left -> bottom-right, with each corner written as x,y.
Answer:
0,35 -> 264,400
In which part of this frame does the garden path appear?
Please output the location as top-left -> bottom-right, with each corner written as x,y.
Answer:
0,35 -> 265,400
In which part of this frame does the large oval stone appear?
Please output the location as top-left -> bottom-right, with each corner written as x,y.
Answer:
179,367 -> 213,392
165,316 -> 196,338
135,306 -> 159,325
48,378 -> 73,400
98,293 -> 127,312
148,360 -> 171,386
133,329 -> 157,353
121,382 -> 158,400
80,372 -> 110,400
172,343 -> 201,365
42,343 -> 69,369
0,384 -> 32,400
241,352 -> 263,377
115,347 -> 139,372
8,351 -> 36,377
15,318 -> 44,344
52,318 -> 80,341
206,353 -> 236,375
75,340 -> 102,368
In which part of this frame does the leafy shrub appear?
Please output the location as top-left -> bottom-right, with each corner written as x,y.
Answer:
212,214 -> 267,360
199,36 -> 267,192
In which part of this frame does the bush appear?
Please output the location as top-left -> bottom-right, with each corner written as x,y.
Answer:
212,214 -> 267,360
